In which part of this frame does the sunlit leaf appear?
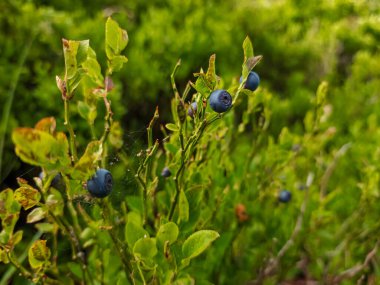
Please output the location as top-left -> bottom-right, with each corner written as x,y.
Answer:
133,237 -> 157,260
14,186 -> 41,210
182,230 -> 220,262
27,207 -> 46,224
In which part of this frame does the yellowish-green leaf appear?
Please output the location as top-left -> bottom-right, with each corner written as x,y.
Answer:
105,17 -> 129,59
157,222 -> 179,247
46,189 -> 63,216
182,230 -> 220,262
14,186 -> 41,210
12,128 -> 70,171
206,54 -> 217,89
35,223 -> 55,233
27,207 -> 46,224
133,237 -> 157,260
72,140 -> 103,180
34,117 -> 56,135
179,190 -> 189,222
8,230 -> 23,249
28,240 -> 51,269
0,248 -> 9,264
166,123 -> 179,132
125,220 -> 149,248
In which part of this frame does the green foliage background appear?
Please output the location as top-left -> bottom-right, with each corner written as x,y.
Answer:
1,0 -> 380,284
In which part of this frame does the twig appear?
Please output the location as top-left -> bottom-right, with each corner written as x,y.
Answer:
332,240 -> 379,284
320,143 -> 351,200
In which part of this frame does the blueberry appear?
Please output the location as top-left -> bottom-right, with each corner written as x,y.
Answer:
240,71 -> 260,91
39,172 -> 65,190
278,190 -> 292,203
188,102 -> 198,118
209,90 -> 232,113
86,169 -> 113,198
161,167 -> 171,178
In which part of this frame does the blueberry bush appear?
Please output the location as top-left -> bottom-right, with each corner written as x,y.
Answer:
1,2 -> 380,284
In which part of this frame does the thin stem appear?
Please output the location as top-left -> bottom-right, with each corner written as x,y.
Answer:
147,107 -> 159,149
167,116 -> 220,221
100,75 -> 113,145
64,99 -> 78,162
6,252 -> 32,281
100,200 -> 134,284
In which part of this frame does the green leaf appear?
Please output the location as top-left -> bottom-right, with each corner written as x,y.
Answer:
28,240 -> 51,269
27,207 -> 46,224
206,54 -> 217,90
108,55 -> 128,73
105,17 -> 129,59
241,36 -> 263,79
72,140 -> 103,180
0,188 -> 21,217
242,39 -> 252,79
14,186 -> 41,210
62,39 -> 89,79
12,128 -> 70,171
0,189 -> 21,239
46,189 -> 64,216
35,223 -> 55,233
182,230 -> 220,262
179,191 -> 189,222
133,237 -> 157,260
157,222 -> 179,247
125,220 -> 149,248
0,248 -> 10,264
77,101 -> 97,124
8,230 -> 23,249
194,74 -> 212,97
166,123 -> 179,132
109,121 -> 124,149
82,47 -> 104,86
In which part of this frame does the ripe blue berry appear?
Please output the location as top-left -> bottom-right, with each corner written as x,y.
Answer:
86,169 -> 113,198
188,102 -> 198,118
240,71 -> 260,91
209,90 -> 232,113
161,167 -> 171,178
278,190 -> 292,203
